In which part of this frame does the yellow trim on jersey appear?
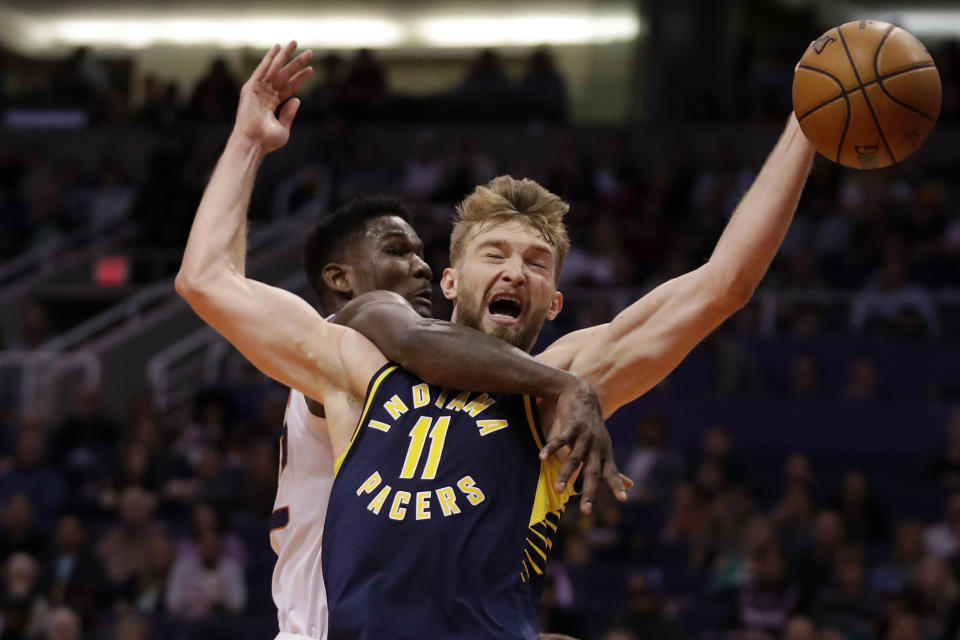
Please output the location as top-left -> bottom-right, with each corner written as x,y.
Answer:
333,365 -> 399,476
522,395 -> 577,528
523,395 -> 545,450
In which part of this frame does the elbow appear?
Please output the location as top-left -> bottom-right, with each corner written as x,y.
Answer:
723,280 -> 757,311
703,265 -> 756,313
174,266 -> 216,305
174,269 -> 201,302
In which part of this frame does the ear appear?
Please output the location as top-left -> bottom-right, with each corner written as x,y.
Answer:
545,290 -> 563,321
440,267 -> 458,301
321,263 -> 353,297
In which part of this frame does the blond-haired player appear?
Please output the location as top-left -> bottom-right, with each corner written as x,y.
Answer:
177,42 -> 815,639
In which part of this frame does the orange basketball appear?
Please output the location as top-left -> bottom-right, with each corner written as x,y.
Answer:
792,20 -> 941,169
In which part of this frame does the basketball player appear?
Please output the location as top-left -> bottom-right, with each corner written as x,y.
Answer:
177,42 -> 815,638
178,43 -> 618,640
273,193 -> 617,640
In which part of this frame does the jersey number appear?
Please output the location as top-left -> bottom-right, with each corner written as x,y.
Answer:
399,416 -> 450,480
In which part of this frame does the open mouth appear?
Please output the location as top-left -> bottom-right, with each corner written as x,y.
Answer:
487,294 -> 523,324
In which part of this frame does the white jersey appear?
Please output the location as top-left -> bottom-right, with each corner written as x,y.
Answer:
270,388 -> 334,639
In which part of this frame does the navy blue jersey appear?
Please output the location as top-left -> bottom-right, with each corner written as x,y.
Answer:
322,364 -> 574,640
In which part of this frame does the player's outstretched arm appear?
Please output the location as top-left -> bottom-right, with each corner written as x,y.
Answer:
176,42 -> 383,404
540,113 -> 815,417
335,291 -> 629,511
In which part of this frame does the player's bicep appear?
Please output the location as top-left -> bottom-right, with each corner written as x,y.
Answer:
178,271 -> 355,401
561,267 -> 734,415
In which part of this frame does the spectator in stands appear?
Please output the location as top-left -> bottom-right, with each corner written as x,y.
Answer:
537,572 -> 585,639
907,555 -> 956,638
2,551 -> 51,638
871,521 -> 926,594
810,545 -> 880,637
137,74 -> 180,128
694,426 -> 737,484
608,573 -> 682,640
340,49 -> 387,117
691,484 -> 753,572
0,420 -> 67,531
732,541 -> 800,638
125,533 -> 174,615
96,487 -> 165,587
41,515 -> 104,628
166,528 -> 246,619
45,606 -> 82,640
783,453 -> 814,492
850,253 -> 940,339
172,391 -> 230,469
663,482 -> 711,544
884,613 -> 925,640
836,470 -> 888,542
924,493 -> 960,558
708,515 -> 774,594
401,133 -> 444,201
844,356 -> 881,401
792,510 -> 845,604
578,490 -> 629,563
175,502 -> 245,567
782,616 -> 817,640
112,613 -> 151,640
518,47 -> 567,121
773,484 -> 815,558
458,49 -> 513,118
304,52 -> 346,119
624,413 -> 685,505
238,438 -> 277,520
187,58 -> 238,121
10,302 -> 51,350
55,384 -> 118,466
0,493 -> 48,559
85,163 -> 135,232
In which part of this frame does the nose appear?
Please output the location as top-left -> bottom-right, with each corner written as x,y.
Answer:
412,254 -> 432,281
501,256 -> 525,285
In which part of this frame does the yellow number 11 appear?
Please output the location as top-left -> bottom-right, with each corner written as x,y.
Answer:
399,416 -> 450,480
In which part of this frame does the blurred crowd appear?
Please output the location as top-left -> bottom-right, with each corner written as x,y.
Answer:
0,373 -> 958,639
538,411 -> 960,640
1,38 -> 960,640
0,382 -> 282,639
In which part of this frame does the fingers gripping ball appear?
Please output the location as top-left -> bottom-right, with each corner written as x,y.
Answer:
793,20 -> 941,169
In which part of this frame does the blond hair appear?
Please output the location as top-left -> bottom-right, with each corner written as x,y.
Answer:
450,176 -> 570,278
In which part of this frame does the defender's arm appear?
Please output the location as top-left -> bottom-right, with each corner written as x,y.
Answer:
176,42 -> 383,404
540,113 -> 815,416
336,291 -> 629,510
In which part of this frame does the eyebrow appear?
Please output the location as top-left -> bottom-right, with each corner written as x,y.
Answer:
380,230 -> 424,251
476,238 -> 554,257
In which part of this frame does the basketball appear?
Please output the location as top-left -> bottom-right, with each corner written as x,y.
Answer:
792,20 -> 941,169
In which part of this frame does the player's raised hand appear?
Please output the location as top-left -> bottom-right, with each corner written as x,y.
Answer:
541,379 -> 632,514
234,41 -> 314,153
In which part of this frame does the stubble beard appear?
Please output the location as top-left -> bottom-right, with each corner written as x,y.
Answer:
454,292 -> 545,353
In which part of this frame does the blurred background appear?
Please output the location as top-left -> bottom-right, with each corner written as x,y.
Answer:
0,0 -> 959,639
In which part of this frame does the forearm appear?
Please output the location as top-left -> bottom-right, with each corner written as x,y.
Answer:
178,132 -> 265,285
339,295 -> 581,399
708,113 -> 815,298
398,319 -> 581,398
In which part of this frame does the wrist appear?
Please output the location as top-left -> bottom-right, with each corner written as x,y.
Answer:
554,371 -> 590,401
227,129 -> 269,161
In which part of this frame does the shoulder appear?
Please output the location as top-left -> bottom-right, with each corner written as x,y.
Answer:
535,324 -> 609,370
